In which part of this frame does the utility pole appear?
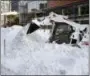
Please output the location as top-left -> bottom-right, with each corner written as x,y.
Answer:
9,0 -> 11,12
0,0 -> 1,27
0,1 -> 1,74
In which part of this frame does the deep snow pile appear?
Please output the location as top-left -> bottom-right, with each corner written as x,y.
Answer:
1,24 -> 89,75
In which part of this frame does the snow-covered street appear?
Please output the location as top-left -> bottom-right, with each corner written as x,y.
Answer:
1,25 -> 89,75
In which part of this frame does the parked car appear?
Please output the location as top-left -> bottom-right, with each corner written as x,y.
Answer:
26,12 -> 89,45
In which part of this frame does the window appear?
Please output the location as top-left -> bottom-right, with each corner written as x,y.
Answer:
63,8 -> 73,15
63,6 -> 78,16
54,22 -> 72,35
81,4 -> 89,15
39,3 -> 47,9
74,20 -> 80,23
31,8 -> 38,12
73,7 -> 78,16
80,20 -> 89,24
52,22 -> 72,44
54,9 -> 62,14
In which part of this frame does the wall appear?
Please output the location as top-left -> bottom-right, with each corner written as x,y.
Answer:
28,1 -> 47,13
48,0 -> 85,8
11,0 -> 19,11
18,1 -> 47,25
1,1 -> 11,26
1,1 -> 11,13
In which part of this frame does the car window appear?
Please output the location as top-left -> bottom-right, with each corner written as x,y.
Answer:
55,22 -> 72,35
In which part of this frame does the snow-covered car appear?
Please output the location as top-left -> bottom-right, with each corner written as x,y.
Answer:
27,12 -> 89,45
49,22 -> 73,44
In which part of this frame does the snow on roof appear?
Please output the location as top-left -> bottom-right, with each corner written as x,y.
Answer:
48,12 -> 80,27
11,25 -> 23,28
32,17 -> 52,26
32,19 -> 41,26
49,12 -> 68,19
1,11 -> 18,16
40,16 -> 52,25
32,12 -> 68,26
48,12 -> 88,30
31,12 -> 88,32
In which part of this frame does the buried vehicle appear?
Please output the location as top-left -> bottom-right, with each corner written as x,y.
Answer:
27,12 -> 89,45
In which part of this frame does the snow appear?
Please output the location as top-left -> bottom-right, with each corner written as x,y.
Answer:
27,29 -> 50,42
32,12 -> 89,33
1,24 -> 89,75
32,12 -> 68,26
32,16 -> 52,26
1,11 -> 18,16
6,25 -> 23,44
40,16 -> 52,25
49,12 -> 68,19
32,19 -> 41,26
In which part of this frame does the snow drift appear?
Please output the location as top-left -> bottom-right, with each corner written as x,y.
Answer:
1,24 -> 89,75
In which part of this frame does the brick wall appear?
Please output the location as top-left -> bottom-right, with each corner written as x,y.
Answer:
47,0 -> 86,8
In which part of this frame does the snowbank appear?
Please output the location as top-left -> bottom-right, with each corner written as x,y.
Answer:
6,25 -> 23,44
1,24 -> 89,75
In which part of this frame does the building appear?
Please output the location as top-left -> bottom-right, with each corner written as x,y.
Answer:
1,0 -> 20,26
1,1 -> 11,13
11,0 -> 20,12
28,1 -> 47,13
18,1 -> 47,25
45,0 -> 89,24
18,1 -> 28,25
1,1 -> 11,26
1,0 -> 19,12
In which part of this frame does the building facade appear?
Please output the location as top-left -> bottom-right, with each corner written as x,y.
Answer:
46,0 -> 89,24
28,1 -> 47,13
11,0 -> 19,12
1,1 -> 11,13
18,1 -> 28,25
18,1 -> 47,25
1,0 -> 11,26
